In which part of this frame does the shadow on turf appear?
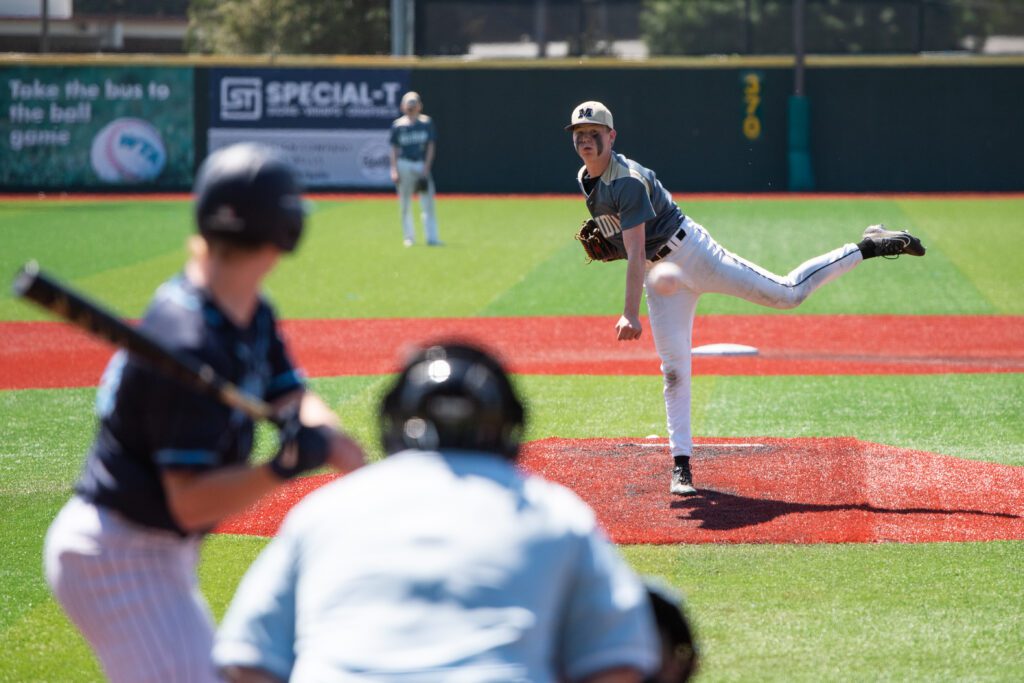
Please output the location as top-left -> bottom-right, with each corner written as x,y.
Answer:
670,489 -> 1021,531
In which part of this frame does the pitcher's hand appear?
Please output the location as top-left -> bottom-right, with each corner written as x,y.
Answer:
615,315 -> 642,341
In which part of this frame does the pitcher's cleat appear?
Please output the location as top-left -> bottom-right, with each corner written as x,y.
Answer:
862,225 -> 926,257
670,462 -> 697,496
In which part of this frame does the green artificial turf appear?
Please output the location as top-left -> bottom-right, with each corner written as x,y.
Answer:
1,195 -> 1021,681
518,373 -> 1024,465
896,198 -> 1024,314
622,541 -> 1024,682
3,196 -> 1023,319
6,535 -> 1021,682
3,371 -> 1021,681
4,373 -> 1018,496
0,200 -> 192,321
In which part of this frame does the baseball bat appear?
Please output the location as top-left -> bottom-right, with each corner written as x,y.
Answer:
12,261 -> 278,424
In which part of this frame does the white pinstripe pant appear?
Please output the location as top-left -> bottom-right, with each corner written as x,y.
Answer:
44,496 -> 221,683
645,216 -> 864,458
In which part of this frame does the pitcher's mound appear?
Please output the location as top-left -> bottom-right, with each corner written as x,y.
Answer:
526,437 -> 1024,544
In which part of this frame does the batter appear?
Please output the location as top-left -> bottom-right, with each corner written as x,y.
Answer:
43,143 -> 366,682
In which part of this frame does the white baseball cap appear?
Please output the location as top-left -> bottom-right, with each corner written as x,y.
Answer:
565,101 -> 614,130
401,91 -> 421,107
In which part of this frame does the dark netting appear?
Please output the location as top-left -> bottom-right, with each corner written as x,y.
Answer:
72,0 -> 190,18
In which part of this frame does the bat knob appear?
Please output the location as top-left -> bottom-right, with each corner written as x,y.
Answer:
12,260 -> 41,297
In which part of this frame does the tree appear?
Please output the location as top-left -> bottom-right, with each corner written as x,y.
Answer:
641,0 -> 749,55
640,0 -> 1020,56
186,0 -> 390,55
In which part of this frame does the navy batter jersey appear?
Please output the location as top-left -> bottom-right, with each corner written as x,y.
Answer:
389,115 -> 435,161
75,274 -> 303,535
577,152 -> 686,260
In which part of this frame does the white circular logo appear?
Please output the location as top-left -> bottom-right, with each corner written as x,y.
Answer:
90,118 -> 167,183
357,139 -> 392,182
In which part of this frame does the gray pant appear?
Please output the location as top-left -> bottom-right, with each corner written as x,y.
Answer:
396,157 -> 439,244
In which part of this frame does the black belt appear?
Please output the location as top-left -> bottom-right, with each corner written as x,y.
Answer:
650,227 -> 686,262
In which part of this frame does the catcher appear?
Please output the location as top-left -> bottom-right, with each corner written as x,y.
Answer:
568,100 -> 926,496
214,343 -> 661,682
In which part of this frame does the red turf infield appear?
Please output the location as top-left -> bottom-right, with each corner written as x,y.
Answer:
2,314 -> 1022,390
216,437 -> 1024,544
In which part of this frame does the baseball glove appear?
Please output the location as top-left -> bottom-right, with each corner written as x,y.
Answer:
415,176 -> 430,194
575,218 -> 622,263
646,580 -> 699,682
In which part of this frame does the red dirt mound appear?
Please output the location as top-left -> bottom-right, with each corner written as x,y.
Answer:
215,437 -> 1024,544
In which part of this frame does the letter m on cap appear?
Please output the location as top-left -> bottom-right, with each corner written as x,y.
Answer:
579,107 -> 593,118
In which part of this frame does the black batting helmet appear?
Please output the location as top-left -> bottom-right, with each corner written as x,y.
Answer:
193,143 -> 306,252
380,343 -> 525,460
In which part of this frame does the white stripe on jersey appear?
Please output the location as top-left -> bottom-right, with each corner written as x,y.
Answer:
593,213 -> 621,237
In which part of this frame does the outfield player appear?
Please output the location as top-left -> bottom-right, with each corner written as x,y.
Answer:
390,90 -> 442,246
565,101 -> 926,496
214,343 -> 660,683
43,143 -> 366,683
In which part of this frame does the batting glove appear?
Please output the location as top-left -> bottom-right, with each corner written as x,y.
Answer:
268,417 -> 331,480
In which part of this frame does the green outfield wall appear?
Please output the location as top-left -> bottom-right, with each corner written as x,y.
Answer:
2,55 -> 1022,193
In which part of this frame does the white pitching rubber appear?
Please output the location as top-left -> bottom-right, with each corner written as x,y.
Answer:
691,343 -> 759,357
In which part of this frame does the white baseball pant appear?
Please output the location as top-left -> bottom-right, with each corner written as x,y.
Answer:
44,496 -> 221,683
395,157 -> 439,244
645,215 -> 863,458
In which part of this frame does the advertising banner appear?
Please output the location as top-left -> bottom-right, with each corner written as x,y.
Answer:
1,66 -> 194,188
207,67 -> 409,188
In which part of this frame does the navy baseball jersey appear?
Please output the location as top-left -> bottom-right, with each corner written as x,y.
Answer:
577,152 -> 686,260
389,115 -> 435,161
75,274 -> 303,535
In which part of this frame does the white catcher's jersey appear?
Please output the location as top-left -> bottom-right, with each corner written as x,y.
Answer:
215,449 -> 660,682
